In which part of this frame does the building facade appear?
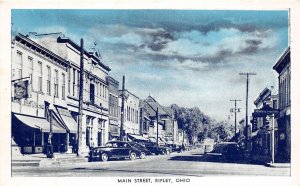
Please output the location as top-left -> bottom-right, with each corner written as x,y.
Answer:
121,90 -> 140,137
273,47 -> 291,162
12,33 -> 70,154
12,32 -> 111,156
140,96 -> 170,144
251,88 -> 279,162
108,76 -> 120,140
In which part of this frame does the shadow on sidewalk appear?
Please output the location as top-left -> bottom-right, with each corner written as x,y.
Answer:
168,154 -> 265,165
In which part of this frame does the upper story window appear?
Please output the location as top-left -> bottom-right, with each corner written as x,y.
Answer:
62,73 -> 65,100
68,68 -> 71,94
46,66 -> 51,95
54,70 -> 58,97
90,83 -> 95,104
72,69 -> 76,97
37,61 -> 42,92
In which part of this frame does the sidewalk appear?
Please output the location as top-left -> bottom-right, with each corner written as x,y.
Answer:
265,162 -> 291,168
12,153 -> 88,167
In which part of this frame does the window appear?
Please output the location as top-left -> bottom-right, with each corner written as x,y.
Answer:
77,71 -> 80,98
46,66 -> 51,95
100,84 -> 102,96
16,51 -> 22,79
38,62 -> 42,92
54,70 -> 58,97
68,68 -> 70,94
90,83 -> 95,104
28,56 -> 33,77
273,100 -> 278,109
72,69 -> 76,97
62,73 -> 65,99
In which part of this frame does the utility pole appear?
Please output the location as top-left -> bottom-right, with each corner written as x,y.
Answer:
271,114 -> 275,164
77,38 -> 84,156
47,104 -> 54,158
230,99 -> 241,139
120,76 -> 125,141
239,72 -> 256,152
156,107 -> 159,146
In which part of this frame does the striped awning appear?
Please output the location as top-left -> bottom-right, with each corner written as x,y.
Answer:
14,113 -> 66,133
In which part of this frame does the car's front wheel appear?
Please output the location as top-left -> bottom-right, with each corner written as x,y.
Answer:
139,152 -> 146,159
100,153 -> 109,162
129,151 -> 136,160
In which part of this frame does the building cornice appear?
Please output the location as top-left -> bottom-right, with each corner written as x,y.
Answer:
15,34 -> 69,69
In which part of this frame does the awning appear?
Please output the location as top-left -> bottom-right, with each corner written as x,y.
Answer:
149,137 -> 165,145
128,134 -> 148,141
14,113 -> 66,133
143,116 -> 151,121
56,107 -> 78,133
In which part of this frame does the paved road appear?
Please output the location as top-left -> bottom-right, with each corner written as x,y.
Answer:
12,148 -> 290,177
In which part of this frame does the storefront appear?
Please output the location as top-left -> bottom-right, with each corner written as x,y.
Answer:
12,113 -> 67,154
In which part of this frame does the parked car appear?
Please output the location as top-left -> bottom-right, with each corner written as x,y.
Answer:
144,142 -> 172,155
128,142 -> 151,157
89,141 -> 143,162
211,142 -> 240,160
168,144 -> 183,153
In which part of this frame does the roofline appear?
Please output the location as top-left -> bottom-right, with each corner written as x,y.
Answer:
57,36 -> 111,71
273,47 -> 290,71
16,33 -> 69,67
254,88 -> 271,105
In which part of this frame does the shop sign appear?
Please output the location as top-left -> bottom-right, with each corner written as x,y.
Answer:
14,80 -> 28,99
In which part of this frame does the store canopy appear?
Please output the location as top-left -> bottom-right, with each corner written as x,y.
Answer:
14,113 -> 66,133
128,134 -> 148,141
56,107 -> 78,133
149,137 -> 165,145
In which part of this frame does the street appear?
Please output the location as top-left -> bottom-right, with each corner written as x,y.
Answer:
12,148 -> 290,177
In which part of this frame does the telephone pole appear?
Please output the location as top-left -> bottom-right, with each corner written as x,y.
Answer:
120,76 -> 125,141
77,38 -> 84,156
230,99 -> 241,138
239,72 -> 256,152
156,107 -> 159,146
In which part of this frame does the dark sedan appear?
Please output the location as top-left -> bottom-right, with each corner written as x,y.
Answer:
89,141 -> 142,162
128,142 -> 151,157
144,142 -> 172,155
210,142 -> 241,160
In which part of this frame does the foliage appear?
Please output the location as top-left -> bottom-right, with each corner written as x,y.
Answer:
170,104 -> 234,144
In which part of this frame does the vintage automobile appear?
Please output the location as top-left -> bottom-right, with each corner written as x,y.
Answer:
144,141 -> 172,155
128,142 -> 151,157
89,141 -> 143,162
210,142 -> 241,160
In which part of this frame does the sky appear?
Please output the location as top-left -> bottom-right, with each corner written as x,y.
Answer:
11,10 -> 289,122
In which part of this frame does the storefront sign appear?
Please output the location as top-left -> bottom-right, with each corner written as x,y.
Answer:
14,80 -> 28,99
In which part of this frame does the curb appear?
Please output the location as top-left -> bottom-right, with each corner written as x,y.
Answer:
265,163 -> 291,168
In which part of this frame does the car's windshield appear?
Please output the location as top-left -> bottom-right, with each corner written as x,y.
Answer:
130,143 -> 144,148
105,143 -> 113,147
